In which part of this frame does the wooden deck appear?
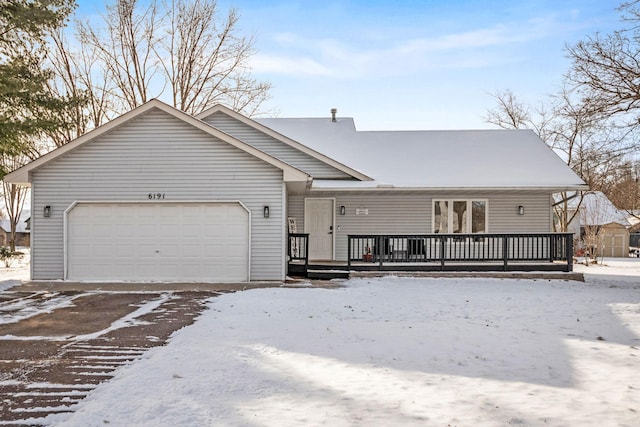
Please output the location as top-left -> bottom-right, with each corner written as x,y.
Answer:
288,232 -> 575,279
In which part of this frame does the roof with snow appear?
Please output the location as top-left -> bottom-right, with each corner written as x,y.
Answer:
0,208 -> 30,233
576,192 -> 631,227
256,117 -> 587,190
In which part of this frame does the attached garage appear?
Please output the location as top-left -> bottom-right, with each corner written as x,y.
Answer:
3,100 -> 309,282
66,202 -> 250,282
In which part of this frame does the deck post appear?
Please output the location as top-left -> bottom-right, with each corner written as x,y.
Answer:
566,234 -> 573,272
503,235 -> 509,271
378,235 -> 384,269
304,234 -> 309,271
347,236 -> 352,269
440,235 -> 445,271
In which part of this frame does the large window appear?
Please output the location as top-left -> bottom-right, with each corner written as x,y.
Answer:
433,200 -> 487,233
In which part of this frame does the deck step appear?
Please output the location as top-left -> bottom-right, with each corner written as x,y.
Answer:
306,269 -> 350,280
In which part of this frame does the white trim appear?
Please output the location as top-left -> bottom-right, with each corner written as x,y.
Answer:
30,189 -> 35,281
196,104 -> 371,182
304,197 -> 336,261
432,199 -> 489,234
64,200 -> 251,282
281,182 -> 287,280
311,185 -> 590,192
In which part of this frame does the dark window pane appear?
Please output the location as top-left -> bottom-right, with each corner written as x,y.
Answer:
472,201 -> 486,233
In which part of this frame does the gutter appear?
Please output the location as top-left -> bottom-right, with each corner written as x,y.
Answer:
310,185 -> 590,192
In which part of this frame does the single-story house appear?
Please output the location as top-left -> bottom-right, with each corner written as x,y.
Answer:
566,191 -> 632,258
0,209 -> 31,248
4,99 -> 587,282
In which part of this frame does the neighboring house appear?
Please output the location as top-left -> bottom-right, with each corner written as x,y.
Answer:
4,100 -> 587,282
628,214 -> 640,233
0,207 -> 30,248
567,192 -> 631,258
626,213 -> 640,256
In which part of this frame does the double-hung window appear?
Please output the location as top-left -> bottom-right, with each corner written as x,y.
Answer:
433,200 -> 487,233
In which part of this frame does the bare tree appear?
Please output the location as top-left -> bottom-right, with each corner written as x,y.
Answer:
485,84 -> 640,233
45,28 -> 115,147
581,209 -> 604,266
485,89 -> 582,231
564,1 -> 640,218
607,160 -> 640,219
484,89 -> 531,129
159,0 -> 270,114
578,192 -> 623,265
68,0 -> 270,118
1,155 -> 30,252
77,0 -> 159,112
566,1 -> 640,128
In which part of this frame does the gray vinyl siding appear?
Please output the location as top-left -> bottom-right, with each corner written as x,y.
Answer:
289,191 -> 552,261
30,108 -> 285,281
204,112 -> 352,179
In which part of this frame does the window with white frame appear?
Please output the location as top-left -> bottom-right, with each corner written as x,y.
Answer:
433,200 -> 487,233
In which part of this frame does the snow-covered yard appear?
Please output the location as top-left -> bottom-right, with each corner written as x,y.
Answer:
1,255 -> 639,426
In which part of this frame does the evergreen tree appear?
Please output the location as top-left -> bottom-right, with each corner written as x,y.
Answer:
0,0 -> 78,173
1,0 -> 79,251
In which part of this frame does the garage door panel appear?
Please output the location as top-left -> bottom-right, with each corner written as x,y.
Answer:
182,224 -> 204,237
182,205 -> 203,216
68,202 -> 249,282
112,205 -> 134,217
91,207 -> 115,219
202,243 -> 223,257
92,244 -> 117,258
205,205 -> 224,217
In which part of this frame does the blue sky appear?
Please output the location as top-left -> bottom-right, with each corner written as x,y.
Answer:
75,0 -> 621,130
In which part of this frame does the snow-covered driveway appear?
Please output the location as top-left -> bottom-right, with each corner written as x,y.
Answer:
0,287 -> 219,425
48,260 -> 640,427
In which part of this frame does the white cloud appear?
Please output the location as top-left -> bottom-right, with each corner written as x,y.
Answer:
251,53 -> 335,77
252,14 -> 569,79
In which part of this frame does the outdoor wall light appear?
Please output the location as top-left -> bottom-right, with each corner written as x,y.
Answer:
518,205 -> 525,215
263,205 -> 270,218
43,205 -> 52,218
340,205 -> 346,215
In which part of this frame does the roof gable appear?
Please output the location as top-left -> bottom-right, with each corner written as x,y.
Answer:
5,99 -> 309,185
196,105 -> 371,181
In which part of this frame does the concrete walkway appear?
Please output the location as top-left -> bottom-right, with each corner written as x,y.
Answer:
10,270 -> 584,293
9,279 -> 342,292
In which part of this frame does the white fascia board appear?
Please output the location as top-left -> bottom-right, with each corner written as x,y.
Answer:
309,185 -> 590,192
196,104 -> 372,182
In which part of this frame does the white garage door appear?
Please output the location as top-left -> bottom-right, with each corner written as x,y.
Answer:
67,202 -> 249,282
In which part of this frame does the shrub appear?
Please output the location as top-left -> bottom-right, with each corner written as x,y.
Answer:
0,247 -> 24,268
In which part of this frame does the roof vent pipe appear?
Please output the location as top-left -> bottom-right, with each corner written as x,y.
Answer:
331,108 -> 337,122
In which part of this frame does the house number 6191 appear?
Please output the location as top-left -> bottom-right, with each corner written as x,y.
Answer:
148,193 -> 166,200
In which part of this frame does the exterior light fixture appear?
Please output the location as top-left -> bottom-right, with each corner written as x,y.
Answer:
340,205 -> 346,215
44,205 -> 52,217
518,205 -> 525,215
263,205 -> 270,218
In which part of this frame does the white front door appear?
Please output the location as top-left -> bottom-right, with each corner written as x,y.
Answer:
305,198 -> 334,261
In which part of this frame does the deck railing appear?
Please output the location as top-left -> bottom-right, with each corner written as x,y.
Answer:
287,233 -> 309,270
347,233 -> 574,272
